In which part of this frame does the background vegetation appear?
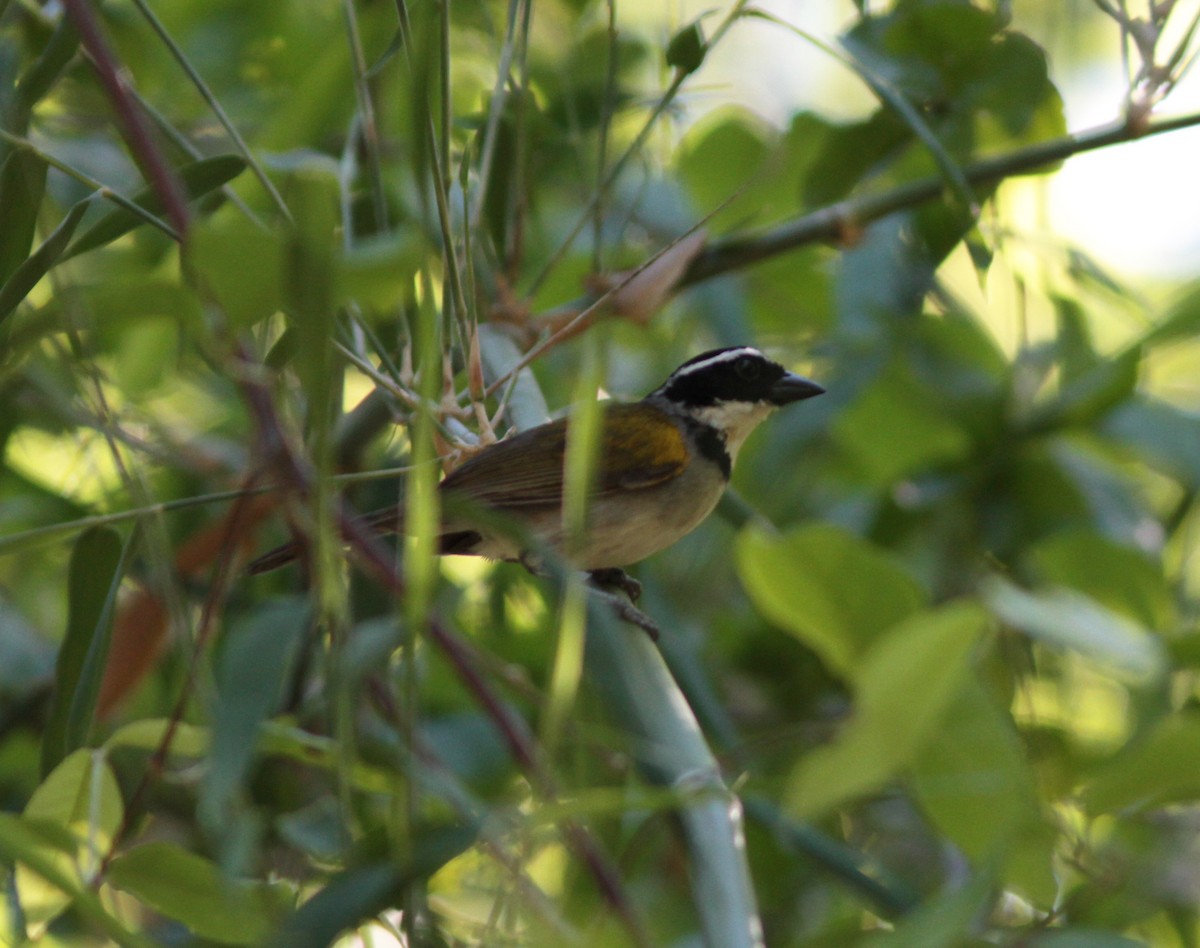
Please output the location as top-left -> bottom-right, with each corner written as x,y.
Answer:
3,0 -> 1200,944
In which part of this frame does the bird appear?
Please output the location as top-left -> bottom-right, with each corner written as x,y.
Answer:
247,346 -> 824,590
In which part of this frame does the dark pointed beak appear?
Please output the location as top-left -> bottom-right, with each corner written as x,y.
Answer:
770,372 -> 825,405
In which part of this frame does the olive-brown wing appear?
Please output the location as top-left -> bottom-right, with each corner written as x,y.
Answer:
439,403 -> 688,511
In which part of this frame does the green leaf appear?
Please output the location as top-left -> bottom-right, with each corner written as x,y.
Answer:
11,18 -> 80,123
41,526 -> 127,776
666,19 -> 707,75
982,578 -> 1165,682
1026,346 -> 1141,432
269,826 -> 477,948
200,599 -> 310,832
833,361 -> 972,484
1136,280 -> 1200,351
867,867 -> 994,948
1027,530 -> 1172,630
737,522 -> 925,676
1026,932 -> 1148,947
786,602 -> 986,818
188,214 -> 286,327
0,150 -> 47,286
282,170 -> 340,408
62,155 -> 247,261
0,200 -> 89,326
1083,713 -> 1200,813
677,110 -> 770,230
1102,397 -> 1200,489
108,842 -> 289,944
17,750 -> 123,935
336,232 -> 424,314
910,681 -> 1055,900
104,718 -> 211,758
0,813 -> 149,948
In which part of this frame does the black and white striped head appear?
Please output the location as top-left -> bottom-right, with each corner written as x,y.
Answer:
654,347 -> 824,409
651,346 -> 824,461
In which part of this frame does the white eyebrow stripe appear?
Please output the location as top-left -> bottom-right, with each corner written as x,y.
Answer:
672,347 -> 763,378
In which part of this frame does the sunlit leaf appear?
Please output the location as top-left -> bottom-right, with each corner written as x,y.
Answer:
1027,530 -> 1173,630
737,522 -> 925,676
188,214 -> 285,327
982,578 -> 1165,682
108,842 -> 289,944
17,750 -> 123,935
786,602 -> 986,818
1084,713 -> 1200,813
911,681 -> 1056,900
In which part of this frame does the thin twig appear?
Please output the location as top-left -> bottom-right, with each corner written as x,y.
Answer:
61,0 -> 190,236
680,110 -> 1200,286
127,0 -> 291,222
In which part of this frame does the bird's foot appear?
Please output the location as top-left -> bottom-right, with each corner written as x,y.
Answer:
586,569 -> 658,640
587,568 -> 642,604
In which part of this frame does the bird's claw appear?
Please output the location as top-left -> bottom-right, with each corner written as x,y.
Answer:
587,568 -> 643,604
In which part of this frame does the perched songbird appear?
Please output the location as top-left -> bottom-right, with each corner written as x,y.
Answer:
248,347 -> 824,582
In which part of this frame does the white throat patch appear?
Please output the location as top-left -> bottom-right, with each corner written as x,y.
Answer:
692,399 -> 776,461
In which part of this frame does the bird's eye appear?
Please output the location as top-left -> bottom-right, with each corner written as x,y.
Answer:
734,357 -> 761,380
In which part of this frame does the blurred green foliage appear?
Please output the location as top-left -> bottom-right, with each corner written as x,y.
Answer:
2,0 -> 1200,945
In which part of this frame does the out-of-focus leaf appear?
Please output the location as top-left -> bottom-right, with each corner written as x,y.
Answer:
804,109 -> 911,208
1026,347 -> 1140,432
0,150 -> 47,286
11,18 -> 80,122
833,361 -> 972,485
1027,934 -> 1146,948
911,681 -> 1055,901
666,19 -> 707,74
82,278 -> 205,336
24,749 -> 123,832
41,527 -> 126,776
1054,296 -> 1099,382
104,719 -> 211,758
0,813 -> 148,948
108,842 -> 289,944
1027,530 -> 1172,631
786,602 -> 986,818
103,718 -> 397,795
1136,280 -> 1200,351
1083,713 -> 1200,813
737,522 -> 925,676
282,171 -> 340,410
17,750 -> 123,935
336,232 -> 424,313
62,155 -> 247,261
0,200 -> 89,326
677,112 -> 768,217
269,825 -> 478,948
971,32 -> 1064,143
1102,397 -> 1200,489
982,578 -> 1165,682
867,868 -> 994,948
200,598 -> 309,832
188,215 -> 285,327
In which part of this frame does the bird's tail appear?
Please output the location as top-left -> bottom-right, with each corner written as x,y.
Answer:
245,505 -> 406,575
